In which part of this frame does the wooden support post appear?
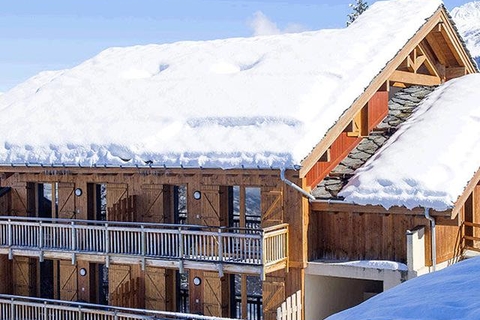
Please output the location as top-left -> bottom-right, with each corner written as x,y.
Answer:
239,186 -> 248,318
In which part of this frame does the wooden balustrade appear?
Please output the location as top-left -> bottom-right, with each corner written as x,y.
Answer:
262,223 -> 289,275
0,216 -> 289,276
463,221 -> 480,253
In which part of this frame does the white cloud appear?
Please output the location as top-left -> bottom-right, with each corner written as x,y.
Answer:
248,11 -> 281,36
248,11 -> 307,36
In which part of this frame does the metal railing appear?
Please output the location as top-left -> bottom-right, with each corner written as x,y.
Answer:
0,294 -> 237,320
0,216 -> 288,272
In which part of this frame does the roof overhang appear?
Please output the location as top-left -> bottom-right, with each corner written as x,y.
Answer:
452,167 -> 480,219
310,200 -> 451,217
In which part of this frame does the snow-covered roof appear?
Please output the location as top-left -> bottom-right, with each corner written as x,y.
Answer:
339,73 -> 480,211
0,0 -> 442,168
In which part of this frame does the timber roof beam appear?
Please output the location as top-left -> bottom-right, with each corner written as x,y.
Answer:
389,70 -> 441,86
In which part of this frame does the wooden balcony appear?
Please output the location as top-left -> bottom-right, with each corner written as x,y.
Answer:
0,216 -> 288,278
0,294 -> 236,320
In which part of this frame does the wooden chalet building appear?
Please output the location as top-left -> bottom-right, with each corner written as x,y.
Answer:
0,0 -> 479,319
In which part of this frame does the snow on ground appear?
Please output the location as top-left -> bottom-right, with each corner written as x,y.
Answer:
327,257 -> 480,320
0,0 -> 441,168
339,74 -> 480,211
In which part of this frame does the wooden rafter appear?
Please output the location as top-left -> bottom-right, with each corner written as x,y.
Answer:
406,48 -> 427,73
419,40 -> 445,80
416,44 -> 440,77
437,10 -> 477,73
437,22 -> 464,67
390,70 -> 441,86
393,45 -> 442,86
425,31 -> 448,66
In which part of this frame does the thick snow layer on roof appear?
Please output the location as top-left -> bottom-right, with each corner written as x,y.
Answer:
0,0 -> 442,168
340,74 -> 480,211
327,257 -> 480,320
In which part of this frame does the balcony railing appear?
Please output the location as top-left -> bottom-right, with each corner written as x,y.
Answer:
0,216 -> 288,277
0,294 -> 237,320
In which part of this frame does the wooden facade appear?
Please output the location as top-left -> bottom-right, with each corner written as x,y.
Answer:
310,181 -> 480,267
0,167 -> 304,319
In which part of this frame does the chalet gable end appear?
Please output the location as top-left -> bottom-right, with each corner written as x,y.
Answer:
300,6 -> 478,189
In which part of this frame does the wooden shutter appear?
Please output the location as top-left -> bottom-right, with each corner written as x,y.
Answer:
0,188 -> 11,215
59,260 -> 78,301
109,264 -> 132,306
0,255 -> 12,293
201,186 -> 222,226
58,182 -> 76,219
12,257 -> 36,296
203,271 -> 228,317
145,267 -> 168,310
11,182 -> 28,216
140,184 -> 165,223
261,188 -> 284,228
262,273 -> 286,320
106,183 -> 128,221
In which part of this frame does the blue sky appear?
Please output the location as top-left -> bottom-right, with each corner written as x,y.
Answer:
0,0 -> 472,92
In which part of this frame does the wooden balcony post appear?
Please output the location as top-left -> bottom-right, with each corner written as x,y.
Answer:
71,221 -> 76,264
261,230 -> 266,281
105,222 -> 110,268
218,228 -> 224,277
141,225 -> 146,270
218,228 -> 223,262
39,221 -> 44,262
178,227 -> 184,274
286,224 -> 289,272
8,219 -> 13,259
10,298 -> 14,319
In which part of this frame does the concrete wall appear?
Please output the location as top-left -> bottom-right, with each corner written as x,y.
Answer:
305,275 -> 382,320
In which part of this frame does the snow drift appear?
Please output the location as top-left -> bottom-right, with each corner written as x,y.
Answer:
327,256 -> 480,320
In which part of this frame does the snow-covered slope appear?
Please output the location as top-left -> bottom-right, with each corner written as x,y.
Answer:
0,0 -> 442,168
327,257 -> 480,320
340,74 -> 480,211
451,1 -> 480,63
